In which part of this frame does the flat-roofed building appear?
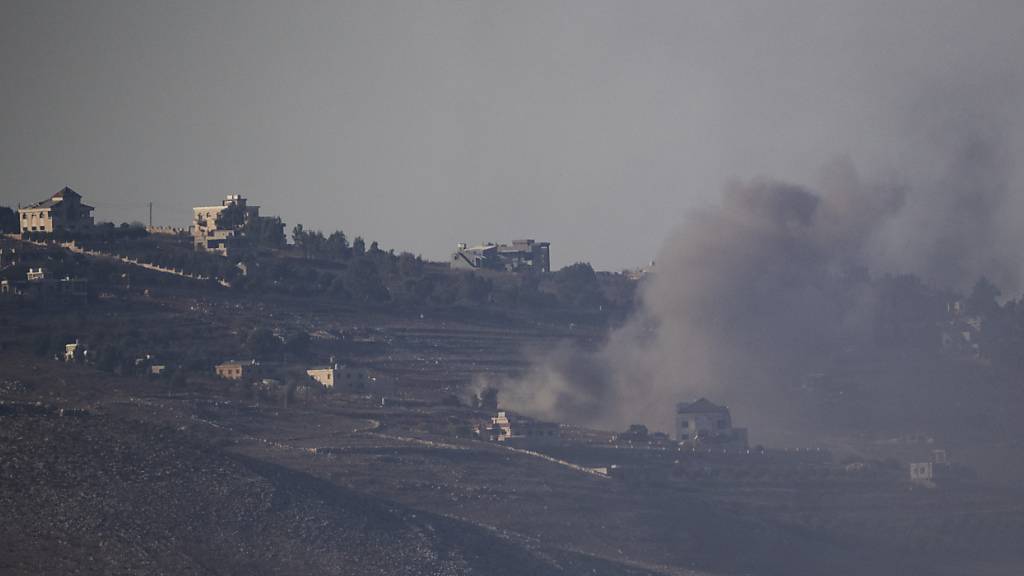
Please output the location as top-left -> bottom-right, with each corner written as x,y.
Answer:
215,359 -> 261,381
306,363 -> 369,390
451,239 -> 550,273
192,195 -> 261,256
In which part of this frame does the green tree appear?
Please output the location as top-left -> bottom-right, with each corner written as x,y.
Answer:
346,259 -> 389,303
397,252 -> 422,278
352,236 -> 366,257
292,224 -> 308,257
284,331 -> 311,358
553,262 -> 605,308
326,230 -> 350,260
0,206 -> 19,233
967,276 -> 1001,318
245,327 -> 280,358
244,216 -> 286,248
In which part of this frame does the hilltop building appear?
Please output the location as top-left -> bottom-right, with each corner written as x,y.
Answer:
18,187 -> 94,235
192,195 -> 262,256
675,398 -> 748,450
451,239 -> 550,273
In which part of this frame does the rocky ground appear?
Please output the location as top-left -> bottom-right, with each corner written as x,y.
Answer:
2,286 -> 1024,575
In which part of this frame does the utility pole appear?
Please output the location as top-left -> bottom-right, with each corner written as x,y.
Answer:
148,202 -> 153,227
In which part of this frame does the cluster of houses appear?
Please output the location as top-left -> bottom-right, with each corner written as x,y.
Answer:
476,397 -> 751,450
0,264 -> 88,304
213,358 -> 374,392
12,188 -> 554,276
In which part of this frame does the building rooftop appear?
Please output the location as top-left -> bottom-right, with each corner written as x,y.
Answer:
676,397 -> 729,414
23,187 -> 92,210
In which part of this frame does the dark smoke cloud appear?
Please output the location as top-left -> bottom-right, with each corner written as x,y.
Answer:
495,90 -> 1023,440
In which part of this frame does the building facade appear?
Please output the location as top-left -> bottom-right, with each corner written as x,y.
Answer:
215,360 -> 261,381
192,195 -> 261,256
485,411 -> 560,443
306,364 -> 369,390
675,398 -> 748,450
451,239 -> 550,273
19,187 -> 94,235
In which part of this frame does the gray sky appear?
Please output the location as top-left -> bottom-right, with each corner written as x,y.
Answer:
2,1 -> 1023,270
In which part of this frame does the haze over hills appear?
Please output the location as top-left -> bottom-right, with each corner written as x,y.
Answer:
4,2 -> 1024,575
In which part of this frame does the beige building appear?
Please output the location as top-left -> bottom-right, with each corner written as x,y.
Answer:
306,364 -> 369,390
486,411 -> 560,443
64,341 -> 84,362
192,195 -> 261,256
19,187 -> 94,235
215,360 -> 261,381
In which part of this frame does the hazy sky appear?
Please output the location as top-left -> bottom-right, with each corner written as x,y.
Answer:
2,1 -> 1023,270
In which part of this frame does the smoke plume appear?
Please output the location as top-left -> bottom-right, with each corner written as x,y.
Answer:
496,84 -> 1024,440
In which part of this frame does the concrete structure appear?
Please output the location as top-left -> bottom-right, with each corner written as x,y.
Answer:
306,364 -> 369,390
215,360 -> 261,381
145,226 -> 188,236
192,195 -> 261,256
675,398 -> 748,450
19,187 -> 95,235
910,449 -> 961,485
451,239 -> 550,273
485,411 -> 560,443
0,248 -> 18,270
1,270 -> 88,304
64,341 -> 83,362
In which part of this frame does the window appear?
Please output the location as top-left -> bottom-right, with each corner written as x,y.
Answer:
717,420 -> 728,429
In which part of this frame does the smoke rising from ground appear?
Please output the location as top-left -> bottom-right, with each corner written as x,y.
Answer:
497,84 -> 1024,438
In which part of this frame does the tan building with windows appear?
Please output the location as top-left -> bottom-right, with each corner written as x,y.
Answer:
192,195 -> 261,256
484,411 -> 560,443
306,364 -> 369,390
215,360 -> 261,381
19,187 -> 94,235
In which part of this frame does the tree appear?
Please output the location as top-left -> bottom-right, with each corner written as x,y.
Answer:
352,236 -> 366,257
397,252 -> 422,278
244,216 -> 286,249
457,273 -> 492,304
553,262 -> 604,308
292,224 -> 308,257
967,276 -> 1001,318
346,259 -> 390,303
326,230 -> 350,260
0,206 -> 19,233
284,331 -> 311,358
245,327 -> 280,358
